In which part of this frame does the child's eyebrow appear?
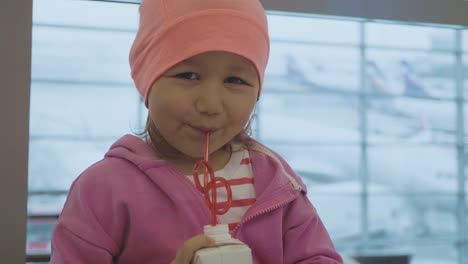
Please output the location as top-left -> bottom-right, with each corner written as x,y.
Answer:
227,64 -> 257,77
176,60 -> 198,67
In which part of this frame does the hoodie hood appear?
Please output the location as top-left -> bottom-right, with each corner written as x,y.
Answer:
104,134 -> 306,195
104,134 -> 169,170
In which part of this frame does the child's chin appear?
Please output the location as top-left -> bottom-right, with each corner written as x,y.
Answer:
177,149 -> 204,160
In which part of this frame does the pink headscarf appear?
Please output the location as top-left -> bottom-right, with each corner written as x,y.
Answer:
129,0 -> 270,107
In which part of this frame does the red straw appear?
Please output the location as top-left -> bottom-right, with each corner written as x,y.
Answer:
203,132 -> 216,225
203,133 -> 210,190
192,132 -> 233,226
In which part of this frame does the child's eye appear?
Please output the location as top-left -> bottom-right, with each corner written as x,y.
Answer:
225,77 -> 248,85
174,72 -> 198,80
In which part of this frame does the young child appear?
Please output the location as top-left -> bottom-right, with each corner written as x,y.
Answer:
51,0 -> 343,263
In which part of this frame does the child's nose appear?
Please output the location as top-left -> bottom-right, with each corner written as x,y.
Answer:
195,82 -> 223,116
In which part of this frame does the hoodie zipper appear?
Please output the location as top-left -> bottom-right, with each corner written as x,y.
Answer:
229,142 -> 303,236
231,192 -> 298,236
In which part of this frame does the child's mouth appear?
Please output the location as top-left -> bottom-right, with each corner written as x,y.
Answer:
188,124 -> 215,134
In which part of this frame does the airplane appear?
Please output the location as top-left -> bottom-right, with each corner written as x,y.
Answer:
276,53 -> 455,142
399,60 -> 432,98
263,55 -> 431,143
366,59 -> 456,141
260,53 -> 463,242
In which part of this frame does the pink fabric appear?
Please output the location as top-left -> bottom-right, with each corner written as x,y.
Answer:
51,135 -> 343,263
129,0 -> 270,107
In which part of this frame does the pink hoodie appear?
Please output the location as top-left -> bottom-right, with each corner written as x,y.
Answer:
51,135 -> 343,263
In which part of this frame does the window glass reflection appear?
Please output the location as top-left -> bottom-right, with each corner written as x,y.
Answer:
267,42 -> 360,93
267,144 -> 361,188
31,26 -> 135,84
368,194 -> 456,239
30,83 -> 140,137
463,30 -> 468,52
259,94 -> 360,143
28,139 -> 115,192
26,218 -> 56,256
366,23 -> 455,50
310,194 -> 361,247
462,105 -> 468,144
268,14 -> 359,44
368,97 -> 456,144
28,194 -> 67,217
362,238 -> 457,264
366,49 -> 456,99
33,0 -> 138,30
368,146 -> 458,194
138,99 -> 149,131
367,193 -> 413,237
464,54 -> 468,99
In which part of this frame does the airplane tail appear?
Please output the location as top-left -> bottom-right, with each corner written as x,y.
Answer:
366,60 -> 388,95
285,55 -> 308,84
400,60 -> 431,98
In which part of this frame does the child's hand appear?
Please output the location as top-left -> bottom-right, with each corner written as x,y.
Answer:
170,235 -> 214,264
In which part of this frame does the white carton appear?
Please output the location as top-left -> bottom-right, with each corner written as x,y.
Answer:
192,224 -> 252,264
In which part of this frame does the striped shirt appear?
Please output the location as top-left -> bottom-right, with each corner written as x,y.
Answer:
186,144 -> 256,232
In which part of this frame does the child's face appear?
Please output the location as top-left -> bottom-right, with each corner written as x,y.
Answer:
148,51 -> 259,158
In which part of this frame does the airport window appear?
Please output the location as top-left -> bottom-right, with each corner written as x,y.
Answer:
258,94 -> 360,144
28,1 -> 468,263
366,23 -> 455,50
463,30 -> 468,51
267,15 -> 360,45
